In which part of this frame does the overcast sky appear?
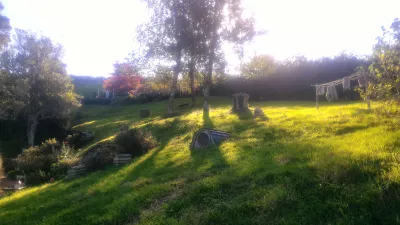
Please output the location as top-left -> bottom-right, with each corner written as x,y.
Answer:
2,0 -> 400,77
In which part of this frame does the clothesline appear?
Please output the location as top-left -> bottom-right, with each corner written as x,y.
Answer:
312,70 -> 371,109
311,71 -> 364,87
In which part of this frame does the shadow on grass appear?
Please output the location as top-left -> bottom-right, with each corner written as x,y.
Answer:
164,119 -> 400,225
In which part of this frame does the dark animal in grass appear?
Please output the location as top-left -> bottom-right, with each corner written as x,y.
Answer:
178,103 -> 189,107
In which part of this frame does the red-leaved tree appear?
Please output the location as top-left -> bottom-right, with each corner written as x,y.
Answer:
103,62 -> 142,97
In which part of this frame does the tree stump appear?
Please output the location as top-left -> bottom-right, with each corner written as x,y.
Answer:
231,93 -> 250,113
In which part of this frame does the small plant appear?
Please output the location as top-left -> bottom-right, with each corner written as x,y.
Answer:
13,139 -> 78,184
114,128 -> 157,157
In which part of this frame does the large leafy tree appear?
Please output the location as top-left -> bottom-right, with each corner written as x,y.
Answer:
241,55 -> 276,79
0,29 -> 80,146
103,62 -> 142,96
366,18 -> 400,103
190,0 -> 255,112
138,0 -> 191,114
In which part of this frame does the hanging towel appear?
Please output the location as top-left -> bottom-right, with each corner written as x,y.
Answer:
358,76 -> 365,87
343,77 -> 351,91
317,85 -> 325,95
326,85 -> 338,102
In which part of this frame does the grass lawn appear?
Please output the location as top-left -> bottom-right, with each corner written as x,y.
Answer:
1,97 -> 400,225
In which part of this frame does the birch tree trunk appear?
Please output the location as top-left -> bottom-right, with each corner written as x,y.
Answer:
189,54 -> 196,107
168,50 -> 182,114
27,114 -> 38,147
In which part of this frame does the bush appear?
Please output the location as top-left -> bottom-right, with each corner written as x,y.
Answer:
14,139 -> 77,184
114,128 -> 157,157
26,170 -> 48,185
80,141 -> 117,171
66,131 -> 94,149
7,169 -> 22,180
2,157 -> 15,173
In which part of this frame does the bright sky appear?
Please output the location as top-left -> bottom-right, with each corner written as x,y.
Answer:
2,0 -> 400,76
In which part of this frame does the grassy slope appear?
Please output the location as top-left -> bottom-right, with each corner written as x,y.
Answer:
71,76 -> 104,98
1,97 -> 400,225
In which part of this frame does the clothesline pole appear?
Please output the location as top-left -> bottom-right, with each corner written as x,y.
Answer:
315,85 -> 319,109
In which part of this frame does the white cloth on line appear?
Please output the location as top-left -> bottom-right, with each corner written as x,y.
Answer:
343,77 -> 351,91
317,85 -> 325,95
326,85 -> 338,102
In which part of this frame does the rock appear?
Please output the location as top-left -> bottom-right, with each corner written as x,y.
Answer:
67,165 -> 87,179
113,154 -> 132,166
80,131 -> 94,141
140,109 -> 150,118
254,107 -> 264,117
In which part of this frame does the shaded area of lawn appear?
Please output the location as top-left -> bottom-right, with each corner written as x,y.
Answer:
1,98 -> 400,225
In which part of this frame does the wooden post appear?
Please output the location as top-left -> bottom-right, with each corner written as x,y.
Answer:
316,85 -> 319,109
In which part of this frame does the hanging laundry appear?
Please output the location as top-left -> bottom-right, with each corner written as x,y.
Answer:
358,76 -> 365,87
343,77 -> 351,91
317,85 -> 325,95
326,85 -> 338,102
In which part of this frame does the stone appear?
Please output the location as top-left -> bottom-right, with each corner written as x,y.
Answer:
140,109 -> 150,118
113,154 -> 132,166
67,165 -> 87,179
231,93 -> 249,112
254,107 -> 264,117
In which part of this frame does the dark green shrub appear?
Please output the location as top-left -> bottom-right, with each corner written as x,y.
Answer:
114,129 -> 157,157
81,141 -> 117,171
7,169 -> 22,180
2,157 -> 16,173
26,170 -> 48,185
50,160 -> 73,180
14,139 -> 77,184
66,131 -> 94,149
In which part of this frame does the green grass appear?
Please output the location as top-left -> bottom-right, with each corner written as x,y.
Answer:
1,97 -> 400,225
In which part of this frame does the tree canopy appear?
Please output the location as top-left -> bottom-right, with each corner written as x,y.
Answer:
0,29 -> 80,146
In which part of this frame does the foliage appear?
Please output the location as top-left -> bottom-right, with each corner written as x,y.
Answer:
2,98 -> 400,224
103,62 -> 143,97
0,2 -> 11,50
13,139 -> 77,184
0,29 -> 81,146
145,66 -> 174,94
241,54 -> 276,79
80,141 -> 117,171
6,169 -> 20,180
213,53 -> 366,100
114,128 -> 157,157
65,131 -> 94,149
365,18 -> 400,103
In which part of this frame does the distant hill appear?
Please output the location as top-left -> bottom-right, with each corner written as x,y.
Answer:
70,75 -> 105,98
